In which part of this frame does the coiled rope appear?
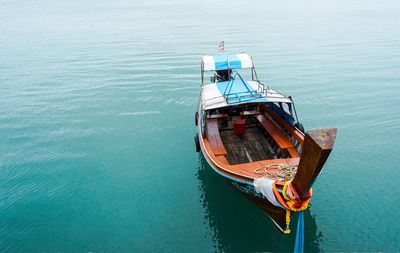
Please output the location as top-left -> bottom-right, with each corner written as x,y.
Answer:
254,163 -> 298,181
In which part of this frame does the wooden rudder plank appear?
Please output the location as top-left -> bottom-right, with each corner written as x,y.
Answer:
292,128 -> 337,198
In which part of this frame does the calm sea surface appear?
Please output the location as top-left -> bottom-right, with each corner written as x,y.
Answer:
1,0 -> 400,251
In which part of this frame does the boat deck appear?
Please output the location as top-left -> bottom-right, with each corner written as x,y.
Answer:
201,106 -> 305,181
203,136 -> 300,180
220,127 -> 276,165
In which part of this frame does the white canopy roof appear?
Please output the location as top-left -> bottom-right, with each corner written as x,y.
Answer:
202,53 -> 253,71
201,80 -> 292,110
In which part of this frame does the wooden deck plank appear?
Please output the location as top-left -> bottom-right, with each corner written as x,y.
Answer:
285,157 -> 301,166
231,159 -> 292,178
216,155 -> 230,164
220,128 -> 276,165
258,158 -> 289,166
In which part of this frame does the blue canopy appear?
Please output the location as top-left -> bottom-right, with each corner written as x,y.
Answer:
202,53 -> 254,71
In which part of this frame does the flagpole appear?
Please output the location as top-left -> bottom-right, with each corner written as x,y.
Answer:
219,40 -> 224,54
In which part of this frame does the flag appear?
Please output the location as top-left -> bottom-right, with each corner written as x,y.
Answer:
218,40 -> 224,52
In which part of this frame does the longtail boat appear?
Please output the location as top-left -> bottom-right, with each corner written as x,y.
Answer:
194,52 -> 337,250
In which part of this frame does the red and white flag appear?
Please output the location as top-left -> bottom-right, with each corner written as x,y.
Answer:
218,40 -> 224,52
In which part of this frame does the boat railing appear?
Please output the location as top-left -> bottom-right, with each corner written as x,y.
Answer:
222,71 -> 268,104
257,81 -> 269,96
201,74 -> 271,109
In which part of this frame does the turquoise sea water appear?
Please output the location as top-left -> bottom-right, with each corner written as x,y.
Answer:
1,0 -> 400,251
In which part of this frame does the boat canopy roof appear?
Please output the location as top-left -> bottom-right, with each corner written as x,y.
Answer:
201,79 -> 292,110
202,53 -> 253,71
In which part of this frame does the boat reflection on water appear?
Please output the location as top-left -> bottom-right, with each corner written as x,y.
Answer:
196,156 -> 323,252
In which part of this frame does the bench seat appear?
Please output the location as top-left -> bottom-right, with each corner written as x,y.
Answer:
255,114 -> 295,149
205,119 -> 227,156
286,147 -> 300,158
263,106 -> 304,144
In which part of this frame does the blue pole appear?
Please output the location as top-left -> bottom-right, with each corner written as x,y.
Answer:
294,211 -> 304,253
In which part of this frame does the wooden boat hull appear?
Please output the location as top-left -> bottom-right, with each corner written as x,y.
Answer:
196,111 -> 288,230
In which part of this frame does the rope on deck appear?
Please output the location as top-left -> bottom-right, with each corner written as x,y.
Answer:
254,163 -> 298,181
